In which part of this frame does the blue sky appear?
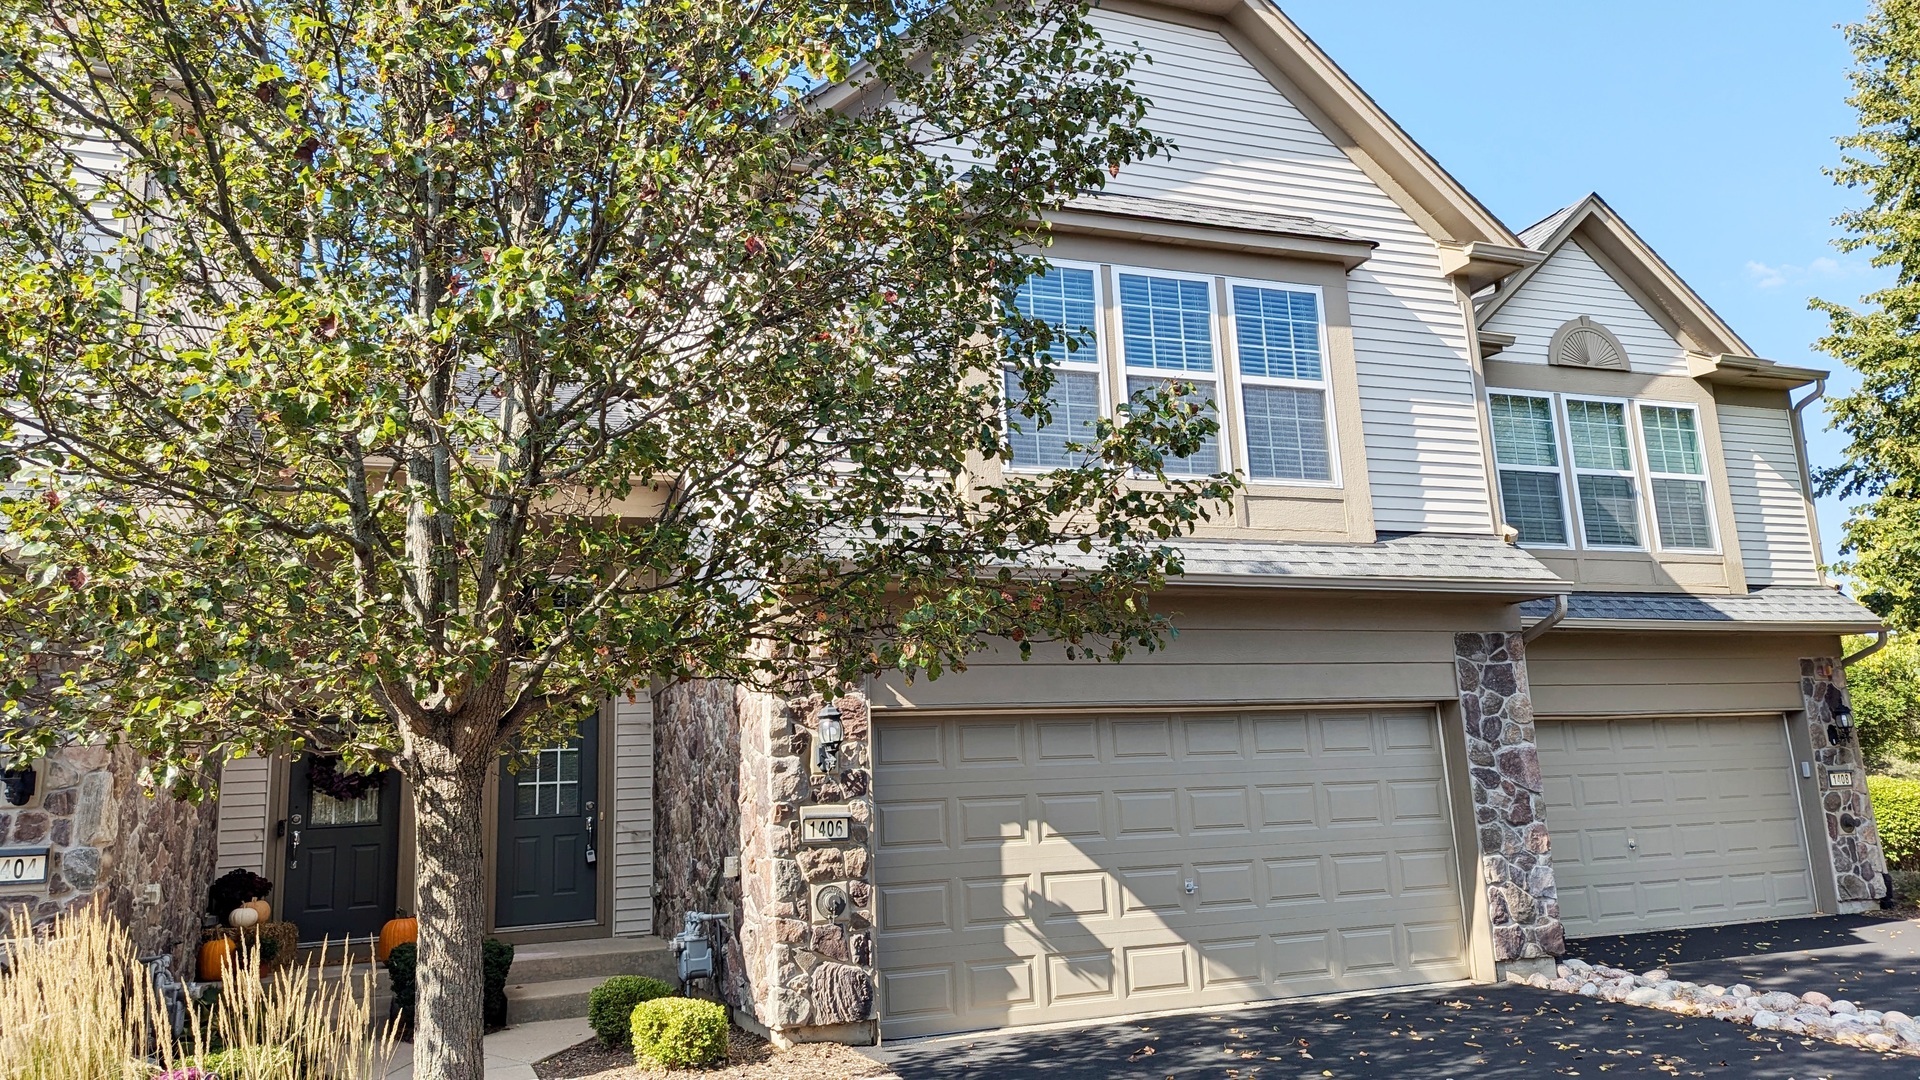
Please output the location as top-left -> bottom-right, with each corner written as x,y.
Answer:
1279,0 -> 1886,567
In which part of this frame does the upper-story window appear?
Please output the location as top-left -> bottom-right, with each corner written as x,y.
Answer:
1004,261 -> 1336,485
1487,391 -> 1717,553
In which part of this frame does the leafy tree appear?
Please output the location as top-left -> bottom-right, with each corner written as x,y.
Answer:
0,0 -> 1234,1075
1818,0 -> 1920,627
1845,634 -> 1920,769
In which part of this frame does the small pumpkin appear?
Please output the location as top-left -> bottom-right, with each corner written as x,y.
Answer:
242,899 -> 271,922
228,906 -> 260,930
377,916 -> 417,962
198,937 -> 237,981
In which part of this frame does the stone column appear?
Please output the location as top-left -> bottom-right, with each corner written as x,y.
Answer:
735,693 -> 877,1046
1455,632 -> 1565,976
0,744 -> 217,972
1802,658 -> 1889,909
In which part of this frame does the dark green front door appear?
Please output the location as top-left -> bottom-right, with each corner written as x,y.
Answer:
283,756 -> 401,944
494,713 -> 600,928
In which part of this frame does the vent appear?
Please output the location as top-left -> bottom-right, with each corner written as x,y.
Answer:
1549,316 -> 1630,371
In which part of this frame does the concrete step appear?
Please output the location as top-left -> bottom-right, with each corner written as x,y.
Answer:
505,975 -> 615,1025
507,938 -> 675,985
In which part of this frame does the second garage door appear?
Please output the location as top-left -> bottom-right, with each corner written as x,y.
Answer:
873,709 -> 1472,1038
1538,716 -> 1817,938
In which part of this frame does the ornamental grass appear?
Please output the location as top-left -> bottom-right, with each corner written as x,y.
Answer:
0,902 -> 395,1080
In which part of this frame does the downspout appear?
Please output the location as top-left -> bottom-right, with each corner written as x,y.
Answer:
1843,630 -> 1889,669
1522,594 -> 1570,644
1791,378 -> 1829,586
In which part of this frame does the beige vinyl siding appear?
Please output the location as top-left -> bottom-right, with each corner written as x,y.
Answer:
871,594 -> 1512,711
1526,632 -> 1838,718
1718,405 -> 1821,586
612,693 -> 656,936
1085,9 -> 1493,534
215,754 -> 274,875
1481,241 -> 1689,377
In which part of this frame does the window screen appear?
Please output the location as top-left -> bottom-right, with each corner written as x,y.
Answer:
1640,405 -> 1714,549
1232,284 -> 1331,482
1565,399 -> 1641,546
1487,394 -> 1569,546
1005,267 -> 1101,470
1117,274 -> 1214,373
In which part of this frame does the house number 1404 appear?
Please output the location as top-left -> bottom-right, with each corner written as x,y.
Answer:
0,849 -> 49,885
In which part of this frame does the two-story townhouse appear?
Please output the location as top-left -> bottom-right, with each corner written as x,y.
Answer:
2,0 -> 1887,1051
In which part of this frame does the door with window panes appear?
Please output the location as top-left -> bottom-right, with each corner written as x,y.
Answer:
495,710 -> 599,927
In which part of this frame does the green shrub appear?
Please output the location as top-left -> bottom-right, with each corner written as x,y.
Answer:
1893,868 -> 1920,907
630,997 -> 729,1069
588,976 -> 675,1049
384,937 -> 514,1034
482,938 -> 515,1033
201,1045 -> 296,1080
1869,774 -> 1920,869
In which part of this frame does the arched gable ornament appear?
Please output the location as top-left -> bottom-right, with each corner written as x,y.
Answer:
1548,316 -> 1630,372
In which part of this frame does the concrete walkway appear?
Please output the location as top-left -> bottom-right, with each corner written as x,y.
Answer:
381,1018 -> 592,1080
1569,914 -> 1920,1003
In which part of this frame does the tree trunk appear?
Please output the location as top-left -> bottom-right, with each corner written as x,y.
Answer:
407,742 -> 491,1080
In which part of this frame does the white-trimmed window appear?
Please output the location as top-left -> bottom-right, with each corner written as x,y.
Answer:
1117,271 -> 1220,477
1639,403 -> 1716,551
1487,389 -> 1721,554
1488,392 -> 1571,547
1564,397 -> 1643,548
1005,264 -> 1104,470
1000,261 -> 1339,486
1230,282 -> 1334,483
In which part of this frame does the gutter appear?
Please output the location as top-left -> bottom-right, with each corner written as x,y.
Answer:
1844,630 -> 1890,669
1790,378 -> 1829,587
1521,593 -> 1569,644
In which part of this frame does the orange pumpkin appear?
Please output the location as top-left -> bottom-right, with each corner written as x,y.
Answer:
376,916 -> 417,962
242,899 -> 271,922
198,936 -> 237,981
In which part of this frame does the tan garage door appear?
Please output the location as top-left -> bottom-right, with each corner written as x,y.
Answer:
1538,716 -> 1817,939
873,709 -> 1472,1039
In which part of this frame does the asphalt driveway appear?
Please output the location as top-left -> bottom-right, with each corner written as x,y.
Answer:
872,983 -> 1915,1079
1570,914 -> 1920,1004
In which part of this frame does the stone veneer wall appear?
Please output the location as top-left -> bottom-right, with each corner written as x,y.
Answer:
653,682 -> 880,1044
1455,632 -> 1565,969
0,745 -> 217,970
1802,657 -> 1889,909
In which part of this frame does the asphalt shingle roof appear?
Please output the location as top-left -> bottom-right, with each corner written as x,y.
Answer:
1518,200 -> 1583,249
1520,588 -> 1884,631
1064,192 -> 1372,246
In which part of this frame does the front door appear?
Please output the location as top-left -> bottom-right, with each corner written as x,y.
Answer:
283,755 -> 401,944
495,712 -> 600,928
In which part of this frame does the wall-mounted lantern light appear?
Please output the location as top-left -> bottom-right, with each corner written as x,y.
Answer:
815,704 -> 845,773
1,765 -> 36,807
1830,701 -> 1857,746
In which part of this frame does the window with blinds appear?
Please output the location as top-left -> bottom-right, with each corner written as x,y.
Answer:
1640,404 -> 1715,550
999,261 -> 1340,488
1565,399 -> 1642,548
1488,393 -> 1570,546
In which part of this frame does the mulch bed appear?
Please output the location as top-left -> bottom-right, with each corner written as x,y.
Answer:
534,1029 -> 892,1080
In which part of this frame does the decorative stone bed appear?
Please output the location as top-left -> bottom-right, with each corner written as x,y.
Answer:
1527,957 -> 1920,1054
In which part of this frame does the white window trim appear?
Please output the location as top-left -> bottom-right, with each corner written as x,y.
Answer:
1222,276 -> 1342,489
1560,393 -> 1649,552
1111,264 -> 1227,477
1001,258 -> 1111,476
1634,398 -> 1722,555
1486,389 -> 1575,550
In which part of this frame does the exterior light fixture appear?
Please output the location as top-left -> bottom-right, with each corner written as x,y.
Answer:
1,765 -> 36,807
1829,701 -> 1857,746
815,704 -> 845,773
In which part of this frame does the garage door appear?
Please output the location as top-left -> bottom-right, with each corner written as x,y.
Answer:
873,709 -> 1471,1038
1538,716 -> 1817,938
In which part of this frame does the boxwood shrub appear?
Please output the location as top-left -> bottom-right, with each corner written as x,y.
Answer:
1870,774 -> 1920,869
588,975 -> 675,1048
631,997 -> 729,1069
